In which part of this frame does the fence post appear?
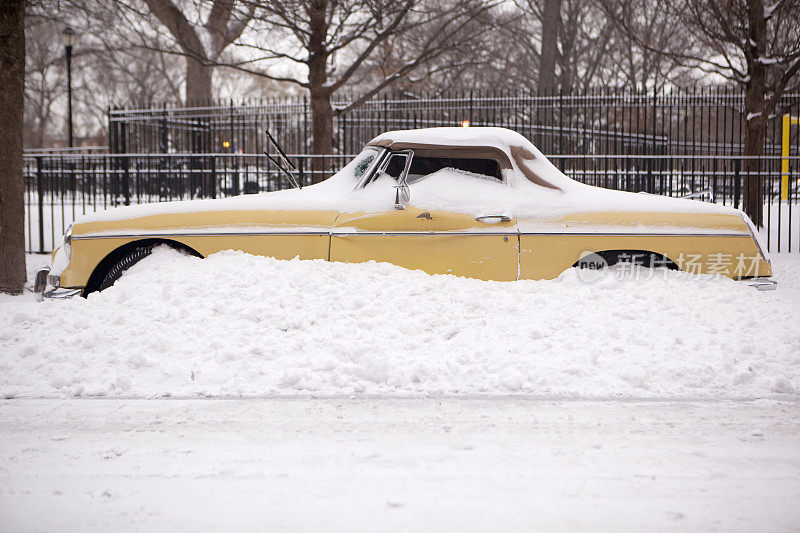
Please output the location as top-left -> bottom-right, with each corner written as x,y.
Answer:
102,155 -> 108,209
211,156 -> 217,199
298,157 -> 304,187
36,156 -> 44,254
303,96 -> 308,153
107,106 -> 114,153
122,155 -> 130,206
469,90 -> 473,124
229,99 -> 234,152
557,89 -> 564,165
160,103 -> 168,153
734,158 -> 741,208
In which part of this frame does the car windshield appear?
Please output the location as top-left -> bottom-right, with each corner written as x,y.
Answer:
337,147 -> 381,184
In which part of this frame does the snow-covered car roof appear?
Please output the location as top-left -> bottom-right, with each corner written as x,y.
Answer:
367,126 -> 531,151
367,127 -> 565,189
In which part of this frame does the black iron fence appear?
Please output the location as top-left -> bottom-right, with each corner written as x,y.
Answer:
25,88 -> 800,255
24,152 -> 799,255
107,89 -> 800,158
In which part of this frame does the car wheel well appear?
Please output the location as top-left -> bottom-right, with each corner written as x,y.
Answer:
573,249 -> 678,270
83,239 -> 202,296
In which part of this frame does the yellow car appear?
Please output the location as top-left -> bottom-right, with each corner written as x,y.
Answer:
35,127 -> 775,298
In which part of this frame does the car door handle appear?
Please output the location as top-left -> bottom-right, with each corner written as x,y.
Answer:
475,215 -> 511,223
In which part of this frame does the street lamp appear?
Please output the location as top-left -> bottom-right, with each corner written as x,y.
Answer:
61,27 -> 77,148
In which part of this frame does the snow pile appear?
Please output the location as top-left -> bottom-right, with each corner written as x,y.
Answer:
2,249 -> 799,398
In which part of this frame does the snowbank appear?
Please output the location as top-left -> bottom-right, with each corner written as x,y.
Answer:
2,249 -> 799,399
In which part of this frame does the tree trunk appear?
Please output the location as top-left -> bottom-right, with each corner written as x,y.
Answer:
309,87 -> 333,183
742,95 -> 765,228
538,0 -> 559,92
307,0 -> 332,181
742,0 -> 768,228
0,0 -> 26,294
185,56 -> 212,105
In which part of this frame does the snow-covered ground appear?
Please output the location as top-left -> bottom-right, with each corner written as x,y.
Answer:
3,250 -> 799,399
1,252 -> 799,531
1,398 -> 799,532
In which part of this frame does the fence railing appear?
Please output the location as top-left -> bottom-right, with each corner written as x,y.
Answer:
106,89 -> 800,159
23,146 -> 109,155
24,152 -> 799,255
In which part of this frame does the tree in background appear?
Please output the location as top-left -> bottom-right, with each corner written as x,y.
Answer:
67,1 -> 185,108
507,0 -> 692,93
538,0 -> 559,91
232,0 -> 496,170
105,0 -> 256,104
602,0 -> 800,226
23,2 -> 186,148
26,0 -> 260,147
343,2 -> 512,94
0,0 -> 26,294
598,0 -> 694,91
23,17 -> 65,148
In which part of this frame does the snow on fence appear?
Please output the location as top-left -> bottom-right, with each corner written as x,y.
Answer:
24,153 -> 800,254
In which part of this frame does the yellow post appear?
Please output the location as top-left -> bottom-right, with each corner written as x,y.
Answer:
782,114 -> 790,200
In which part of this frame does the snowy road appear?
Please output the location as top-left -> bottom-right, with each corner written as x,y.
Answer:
1,398 -> 799,532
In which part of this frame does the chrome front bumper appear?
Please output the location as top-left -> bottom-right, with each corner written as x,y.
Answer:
32,267 -> 81,301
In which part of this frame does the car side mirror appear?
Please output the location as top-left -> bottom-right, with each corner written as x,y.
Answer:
392,149 -> 414,210
394,182 -> 410,210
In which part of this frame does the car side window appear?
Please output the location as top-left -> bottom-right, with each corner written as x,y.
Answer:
382,154 -> 410,180
363,152 -> 410,185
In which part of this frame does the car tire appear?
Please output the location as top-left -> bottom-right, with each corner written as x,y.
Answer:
98,244 -> 157,291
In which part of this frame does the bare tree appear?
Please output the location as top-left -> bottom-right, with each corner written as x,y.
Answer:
23,3 -> 187,148
538,0 -> 559,91
221,0 -> 496,169
0,0 -> 26,294
23,17 -> 64,148
602,0 -> 800,226
511,0 -> 611,91
499,0 -> 695,93
100,0 -> 256,104
345,1 -> 510,94
510,0 -> 611,92
69,3 -> 185,107
26,1 -> 273,149
599,0 -> 693,90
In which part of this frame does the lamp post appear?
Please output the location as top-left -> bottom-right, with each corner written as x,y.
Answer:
61,27 -> 77,148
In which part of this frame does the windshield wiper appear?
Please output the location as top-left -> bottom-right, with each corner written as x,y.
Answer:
264,128 -> 301,189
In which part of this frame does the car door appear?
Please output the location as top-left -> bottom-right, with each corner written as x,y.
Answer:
330,151 -> 520,281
